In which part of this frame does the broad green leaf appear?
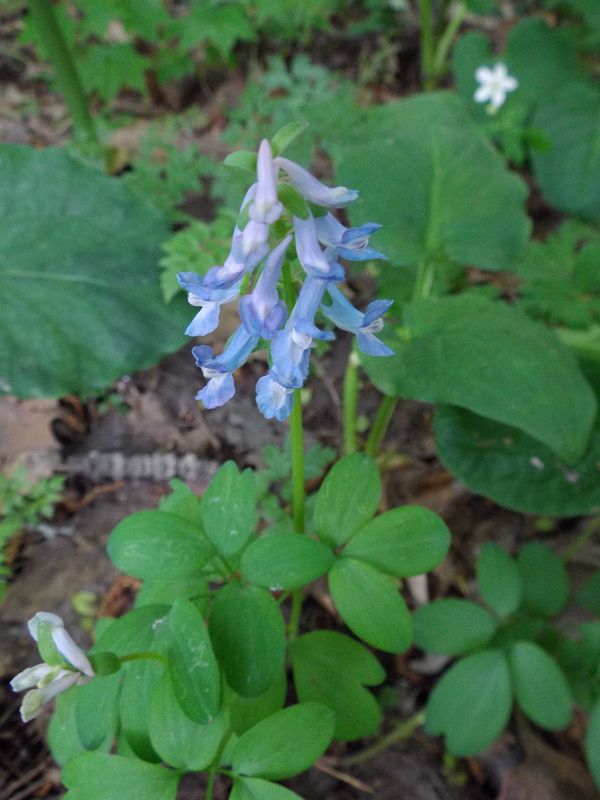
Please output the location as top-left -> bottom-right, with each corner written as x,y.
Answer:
586,701 -> 600,790
509,641 -> 572,730
517,542 -> 570,617
328,558 -> 412,653
505,19 -> 586,103
278,183 -> 310,219
62,753 -> 179,800
226,672 -> 287,736
532,83 -> 600,221
120,660 -> 162,762
108,511 -> 212,580
149,671 -> 228,770
158,479 -> 203,525
435,406 -> 600,515
231,703 -> 335,780
413,599 -> 497,655
209,582 -> 286,697
343,506 -> 450,577
240,534 -> 334,590
426,649 -> 512,755
271,121 -> 309,156
577,571 -> 600,615
135,575 -> 209,609
164,599 -> 221,723
314,454 -> 381,547
362,295 -> 596,463
229,777 -> 304,800
332,92 -> 530,270
75,673 -> 121,750
0,145 -> 188,398
290,630 -> 385,741
476,543 -> 522,617
224,150 -> 257,174
92,605 -> 169,656
201,462 -> 257,557
50,689 -> 111,767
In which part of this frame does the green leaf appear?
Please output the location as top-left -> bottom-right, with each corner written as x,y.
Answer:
229,777 -> 304,800
426,649 -> 512,755
343,506 -> 450,577
278,183 -> 310,219
75,673 -> 121,750
434,406 -> 600,515
363,296 -> 596,463
509,641 -> 572,730
290,631 -> 385,741
413,599 -> 497,655
314,454 -> 381,547
201,462 -> 257,558
226,672 -> 287,735
50,689 -> 111,767
158,479 -> 203,525
517,542 -> 570,617
577,571 -> 600,615
164,599 -> 221,723
240,534 -> 334,590
586,701 -> 600,790
78,43 -> 149,101
224,151 -> 257,174
62,753 -> 179,800
92,605 -> 169,656
271,121 -> 309,156
209,582 -> 286,697
328,558 -> 412,653
119,659 -> 162,761
0,145 -> 189,398
108,511 -> 212,580
231,703 -> 335,780
148,671 -> 228,770
332,92 -> 530,270
532,83 -> 600,221
476,543 -> 522,617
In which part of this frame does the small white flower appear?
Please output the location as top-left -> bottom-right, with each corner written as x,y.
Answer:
474,63 -> 518,112
11,612 -> 94,722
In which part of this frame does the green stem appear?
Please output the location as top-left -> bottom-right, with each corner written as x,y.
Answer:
341,710 -> 425,767
365,395 -> 397,458
432,1 -> 467,77
343,348 -> 360,456
28,0 -> 97,143
205,767 -> 218,800
420,0 -> 436,90
562,514 -> 600,562
412,256 -> 436,302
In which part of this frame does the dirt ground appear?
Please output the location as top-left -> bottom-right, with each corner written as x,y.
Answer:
1,4 -> 600,799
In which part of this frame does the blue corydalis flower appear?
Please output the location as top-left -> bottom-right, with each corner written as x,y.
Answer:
192,326 -> 259,408
322,285 -> 394,357
256,372 -> 295,421
271,275 -> 334,390
239,235 -> 291,339
276,157 -> 358,207
249,140 -> 284,224
294,215 -> 344,282
315,214 -> 387,262
177,272 -> 242,337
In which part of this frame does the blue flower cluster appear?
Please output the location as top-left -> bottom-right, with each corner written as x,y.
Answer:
177,139 -> 393,421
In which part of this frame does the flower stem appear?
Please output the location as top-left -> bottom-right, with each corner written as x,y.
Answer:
419,0 -> 436,90
341,710 -> 425,767
365,395 -> 397,458
120,651 -> 168,665
343,348 -> 360,456
28,0 -> 97,143
432,1 -> 467,77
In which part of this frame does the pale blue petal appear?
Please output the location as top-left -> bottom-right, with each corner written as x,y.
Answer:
197,373 -> 235,408
185,304 -> 220,336
256,374 -> 294,421
357,332 -> 394,357
363,299 -> 394,326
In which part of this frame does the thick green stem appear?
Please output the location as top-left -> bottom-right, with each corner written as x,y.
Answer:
412,256 -> 436,302
365,395 -> 397,458
420,0 -> 436,90
28,0 -> 97,143
433,1 -> 467,77
341,710 -> 425,766
343,348 -> 360,456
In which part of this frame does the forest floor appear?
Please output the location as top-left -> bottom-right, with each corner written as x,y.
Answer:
0,5 -> 599,800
